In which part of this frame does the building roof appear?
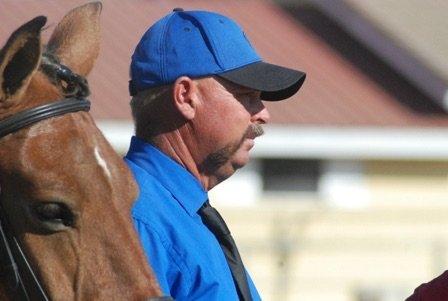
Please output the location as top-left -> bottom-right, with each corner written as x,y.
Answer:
344,0 -> 448,83
292,0 -> 448,111
1,0 -> 448,127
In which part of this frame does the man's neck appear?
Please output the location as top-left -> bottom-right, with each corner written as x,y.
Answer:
146,132 -> 216,191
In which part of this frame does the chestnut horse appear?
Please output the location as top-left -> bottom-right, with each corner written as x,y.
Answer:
0,3 -> 165,300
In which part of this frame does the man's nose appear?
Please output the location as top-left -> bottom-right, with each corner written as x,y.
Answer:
252,105 -> 270,124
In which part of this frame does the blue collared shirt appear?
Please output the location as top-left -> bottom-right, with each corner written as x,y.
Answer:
124,136 -> 261,300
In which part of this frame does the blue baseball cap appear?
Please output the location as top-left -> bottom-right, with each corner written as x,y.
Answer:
130,8 -> 306,101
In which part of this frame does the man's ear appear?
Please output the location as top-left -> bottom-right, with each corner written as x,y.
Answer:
172,76 -> 197,120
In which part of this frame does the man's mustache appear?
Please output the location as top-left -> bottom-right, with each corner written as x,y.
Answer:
244,124 -> 264,140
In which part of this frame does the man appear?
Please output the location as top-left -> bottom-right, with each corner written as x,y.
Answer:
125,8 -> 306,300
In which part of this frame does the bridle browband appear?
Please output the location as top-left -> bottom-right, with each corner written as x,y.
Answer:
0,98 -> 90,138
0,55 -> 90,301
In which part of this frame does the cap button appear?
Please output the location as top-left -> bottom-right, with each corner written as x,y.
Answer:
173,8 -> 184,12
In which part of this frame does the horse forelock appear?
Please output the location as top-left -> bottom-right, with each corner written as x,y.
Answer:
39,51 -> 90,99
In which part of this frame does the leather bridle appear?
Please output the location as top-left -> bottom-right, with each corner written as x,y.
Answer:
0,98 -> 90,138
0,56 -> 90,301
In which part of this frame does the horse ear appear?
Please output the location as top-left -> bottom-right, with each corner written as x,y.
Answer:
0,16 -> 46,103
47,2 -> 102,77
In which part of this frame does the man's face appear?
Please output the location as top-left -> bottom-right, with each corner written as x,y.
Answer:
194,77 -> 270,182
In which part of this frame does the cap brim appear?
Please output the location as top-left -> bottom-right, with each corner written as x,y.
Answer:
217,61 -> 306,101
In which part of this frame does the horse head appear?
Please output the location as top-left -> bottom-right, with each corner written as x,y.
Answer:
0,2 -> 162,300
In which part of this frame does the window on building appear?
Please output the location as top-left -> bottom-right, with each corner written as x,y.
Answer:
261,159 -> 320,193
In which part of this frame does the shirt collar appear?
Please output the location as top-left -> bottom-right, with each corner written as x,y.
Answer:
125,136 -> 208,216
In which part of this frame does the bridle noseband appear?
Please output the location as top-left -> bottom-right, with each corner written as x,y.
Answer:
0,55 -> 90,301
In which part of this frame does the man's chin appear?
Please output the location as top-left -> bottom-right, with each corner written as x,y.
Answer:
199,139 -> 252,178
211,150 -> 251,187
230,150 -> 251,170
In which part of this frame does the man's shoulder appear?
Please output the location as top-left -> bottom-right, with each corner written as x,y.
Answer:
131,180 -> 173,217
125,158 -> 175,220
125,157 -> 168,195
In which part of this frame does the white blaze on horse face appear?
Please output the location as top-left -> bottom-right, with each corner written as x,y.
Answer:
94,146 -> 111,179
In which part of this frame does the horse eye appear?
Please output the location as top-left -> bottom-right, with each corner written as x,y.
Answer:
32,202 -> 75,228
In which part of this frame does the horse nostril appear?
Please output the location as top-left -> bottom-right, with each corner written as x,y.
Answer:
32,202 -> 75,228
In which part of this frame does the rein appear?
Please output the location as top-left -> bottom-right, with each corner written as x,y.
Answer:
0,55 -> 90,301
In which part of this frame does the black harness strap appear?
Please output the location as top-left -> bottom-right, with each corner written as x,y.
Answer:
0,98 -> 90,138
0,209 -> 48,301
0,214 -> 21,293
